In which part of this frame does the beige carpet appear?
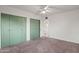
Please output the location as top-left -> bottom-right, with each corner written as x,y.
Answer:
0,37 -> 79,53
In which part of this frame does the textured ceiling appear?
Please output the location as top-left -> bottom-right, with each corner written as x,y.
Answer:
7,5 -> 79,15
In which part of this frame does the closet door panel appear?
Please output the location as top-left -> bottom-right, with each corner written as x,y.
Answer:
1,14 -> 10,47
30,19 -> 40,40
10,16 -> 26,45
10,15 -> 18,45
1,13 -> 26,47
18,17 -> 26,42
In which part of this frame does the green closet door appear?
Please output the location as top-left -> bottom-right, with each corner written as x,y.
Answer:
10,15 -> 26,46
30,19 -> 40,40
1,14 -> 10,47
17,17 -> 26,43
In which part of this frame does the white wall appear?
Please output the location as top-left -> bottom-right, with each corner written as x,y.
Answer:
40,16 -> 49,37
0,6 -> 41,47
48,9 -> 79,43
0,12 -> 1,48
40,17 -> 45,37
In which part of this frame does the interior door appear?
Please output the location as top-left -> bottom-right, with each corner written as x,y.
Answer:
30,19 -> 40,40
10,15 -> 26,46
1,14 -> 10,47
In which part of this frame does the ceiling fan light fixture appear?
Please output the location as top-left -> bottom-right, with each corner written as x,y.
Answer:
46,10 -> 50,12
40,11 -> 46,14
40,5 -> 50,14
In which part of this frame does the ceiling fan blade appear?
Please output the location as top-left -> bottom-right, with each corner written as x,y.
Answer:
44,5 -> 49,10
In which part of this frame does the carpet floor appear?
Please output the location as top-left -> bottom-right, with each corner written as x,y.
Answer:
0,37 -> 79,53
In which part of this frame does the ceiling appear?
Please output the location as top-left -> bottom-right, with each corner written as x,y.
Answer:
7,5 -> 79,16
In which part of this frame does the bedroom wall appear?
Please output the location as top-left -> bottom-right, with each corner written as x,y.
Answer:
48,9 -> 79,43
40,17 -> 46,37
0,6 -> 41,48
0,12 -> 1,48
40,16 -> 49,37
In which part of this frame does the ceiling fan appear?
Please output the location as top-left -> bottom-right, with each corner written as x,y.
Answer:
40,5 -> 50,14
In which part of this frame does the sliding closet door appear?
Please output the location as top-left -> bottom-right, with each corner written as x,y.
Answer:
30,19 -> 40,40
10,15 -> 26,45
1,14 -> 10,47
17,17 -> 26,43
1,13 -> 26,47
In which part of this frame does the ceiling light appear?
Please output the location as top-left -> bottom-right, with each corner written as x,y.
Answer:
41,11 -> 46,14
46,10 -> 49,12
